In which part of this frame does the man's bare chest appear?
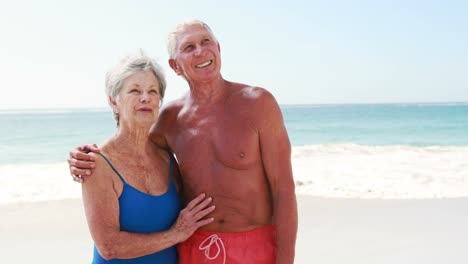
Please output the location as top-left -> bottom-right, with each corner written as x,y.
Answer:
170,113 -> 261,170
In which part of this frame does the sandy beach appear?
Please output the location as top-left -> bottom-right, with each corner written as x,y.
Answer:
1,196 -> 467,264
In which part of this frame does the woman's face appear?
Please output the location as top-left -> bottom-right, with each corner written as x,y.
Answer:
112,71 -> 161,128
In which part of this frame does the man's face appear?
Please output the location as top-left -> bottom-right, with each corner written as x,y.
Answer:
169,24 -> 221,83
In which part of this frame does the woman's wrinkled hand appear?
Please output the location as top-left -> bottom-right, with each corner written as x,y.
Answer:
171,193 -> 215,243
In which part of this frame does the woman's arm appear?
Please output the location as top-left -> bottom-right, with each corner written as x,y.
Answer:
81,154 -> 214,260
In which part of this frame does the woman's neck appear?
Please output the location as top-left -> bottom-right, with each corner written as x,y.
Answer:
106,124 -> 153,157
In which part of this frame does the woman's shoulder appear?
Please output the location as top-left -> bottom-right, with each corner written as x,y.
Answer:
93,142 -> 117,168
89,152 -> 109,169
85,150 -> 118,185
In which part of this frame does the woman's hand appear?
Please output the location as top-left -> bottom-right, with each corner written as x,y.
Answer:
171,193 -> 215,243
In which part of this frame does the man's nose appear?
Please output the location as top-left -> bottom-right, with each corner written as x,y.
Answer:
194,46 -> 206,56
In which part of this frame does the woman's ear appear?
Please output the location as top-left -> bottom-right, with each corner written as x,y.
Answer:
109,96 -> 119,113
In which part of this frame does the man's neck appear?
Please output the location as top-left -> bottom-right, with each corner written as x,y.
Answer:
187,76 -> 228,105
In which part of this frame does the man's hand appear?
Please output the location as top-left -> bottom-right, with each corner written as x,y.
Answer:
67,144 -> 100,183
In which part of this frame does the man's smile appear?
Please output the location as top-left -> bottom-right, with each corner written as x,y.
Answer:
195,60 -> 213,68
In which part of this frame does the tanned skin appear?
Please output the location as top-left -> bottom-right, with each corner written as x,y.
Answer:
69,23 -> 297,263
80,70 -> 215,260
162,23 -> 297,263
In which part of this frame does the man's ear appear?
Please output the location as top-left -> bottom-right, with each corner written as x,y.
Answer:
217,42 -> 221,53
169,59 -> 182,75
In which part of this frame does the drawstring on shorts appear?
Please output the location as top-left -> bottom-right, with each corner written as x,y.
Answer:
198,234 -> 226,264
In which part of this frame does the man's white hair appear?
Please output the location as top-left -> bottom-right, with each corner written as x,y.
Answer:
167,19 -> 218,59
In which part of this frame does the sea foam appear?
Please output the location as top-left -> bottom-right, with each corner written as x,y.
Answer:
293,144 -> 468,198
1,144 -> 467,204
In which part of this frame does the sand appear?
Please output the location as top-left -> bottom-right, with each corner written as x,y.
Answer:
295,197 -> 468,264
1,196 -> 467,264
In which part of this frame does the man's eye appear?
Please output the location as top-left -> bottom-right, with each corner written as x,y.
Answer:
184,45 -> 194,51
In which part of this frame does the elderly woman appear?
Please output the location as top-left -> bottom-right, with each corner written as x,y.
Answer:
81,52 -> 215,263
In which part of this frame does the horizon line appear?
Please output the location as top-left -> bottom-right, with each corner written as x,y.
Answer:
1,100 -> 468,112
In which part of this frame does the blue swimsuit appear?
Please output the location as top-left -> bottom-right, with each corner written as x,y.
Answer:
92,153 -> 181,264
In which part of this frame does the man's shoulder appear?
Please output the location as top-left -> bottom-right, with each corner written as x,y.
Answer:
160,97 -> 186,117
229,83 -> 278,110
230,83 -> 276,104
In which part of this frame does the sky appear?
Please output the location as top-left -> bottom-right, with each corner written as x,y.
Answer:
0,0 -> 467,110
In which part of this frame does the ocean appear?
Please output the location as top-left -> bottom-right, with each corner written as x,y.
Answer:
1,103 -> 468,203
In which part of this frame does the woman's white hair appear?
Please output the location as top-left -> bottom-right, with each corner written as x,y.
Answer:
167,19 -> 218,59
105,50 -> 166,126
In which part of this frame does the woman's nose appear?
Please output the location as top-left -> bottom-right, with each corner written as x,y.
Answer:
140,92 -> 150,102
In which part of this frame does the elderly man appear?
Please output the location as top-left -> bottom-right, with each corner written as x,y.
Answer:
69,19 -> 297,264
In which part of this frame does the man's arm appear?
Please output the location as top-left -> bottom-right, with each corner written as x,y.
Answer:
256,89 -> 297,264
68,143 -> 100,183
69,102 -> 177,183
149,104 -> 175,150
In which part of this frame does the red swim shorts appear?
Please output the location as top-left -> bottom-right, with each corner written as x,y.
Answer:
178,225 -> 276,264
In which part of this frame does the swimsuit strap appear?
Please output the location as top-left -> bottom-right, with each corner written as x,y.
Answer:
168,151 -> 174,178
98,153 -> 127,184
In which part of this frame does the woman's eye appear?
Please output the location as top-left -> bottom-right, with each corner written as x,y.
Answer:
130,89 -> 140,94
